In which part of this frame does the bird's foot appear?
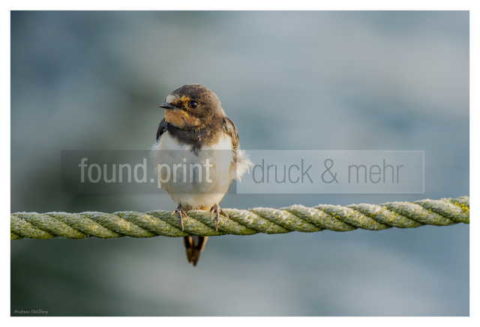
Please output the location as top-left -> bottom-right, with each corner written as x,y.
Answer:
210,204 -> 226,231
175,205 -> 188,231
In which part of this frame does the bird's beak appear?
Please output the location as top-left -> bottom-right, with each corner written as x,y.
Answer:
159,103 -> 176,110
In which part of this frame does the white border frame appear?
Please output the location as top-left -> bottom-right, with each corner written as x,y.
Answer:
2,1 -> 477,326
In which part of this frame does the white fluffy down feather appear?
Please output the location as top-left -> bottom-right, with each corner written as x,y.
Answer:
151,131 -> 251,209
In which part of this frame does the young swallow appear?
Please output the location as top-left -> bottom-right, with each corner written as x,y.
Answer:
152,84 -> 251,266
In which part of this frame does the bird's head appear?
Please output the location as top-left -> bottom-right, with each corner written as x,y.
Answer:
159,84 -> 225,129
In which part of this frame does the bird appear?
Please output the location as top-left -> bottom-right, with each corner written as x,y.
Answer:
152,84 -> 251,266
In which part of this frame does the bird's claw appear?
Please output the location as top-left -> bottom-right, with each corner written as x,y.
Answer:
210,204 -> 225,231
175,207 -> 188,231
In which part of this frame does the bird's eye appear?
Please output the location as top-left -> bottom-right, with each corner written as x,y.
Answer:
189,100 -> 198,109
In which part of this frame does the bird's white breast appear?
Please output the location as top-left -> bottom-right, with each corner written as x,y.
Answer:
151,131 -> 235,209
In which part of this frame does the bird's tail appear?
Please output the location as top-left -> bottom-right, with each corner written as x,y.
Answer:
183,236 -> 208,266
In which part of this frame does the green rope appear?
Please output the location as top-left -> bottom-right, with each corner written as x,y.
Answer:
11,196 -> 469,240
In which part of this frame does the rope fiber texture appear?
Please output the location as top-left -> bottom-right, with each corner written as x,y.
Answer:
11,196 -> 469,240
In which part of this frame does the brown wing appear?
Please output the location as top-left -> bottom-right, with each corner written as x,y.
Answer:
222,117 -> 239,162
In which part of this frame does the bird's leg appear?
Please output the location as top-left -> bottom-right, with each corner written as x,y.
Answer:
175,204 -> 188,231
210,204 -> 226,231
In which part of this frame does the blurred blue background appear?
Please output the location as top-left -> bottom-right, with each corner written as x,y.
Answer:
11,11 -> 469,316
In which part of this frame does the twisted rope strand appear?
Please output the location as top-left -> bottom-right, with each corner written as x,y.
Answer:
11,196 -> 469,240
